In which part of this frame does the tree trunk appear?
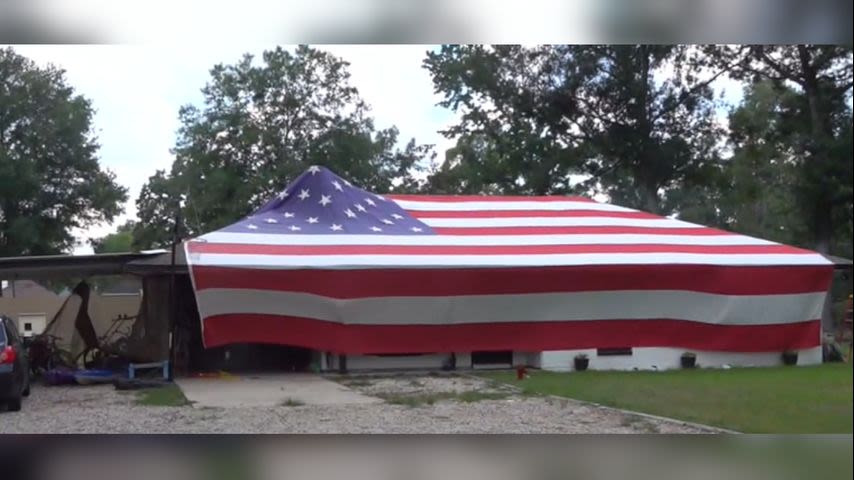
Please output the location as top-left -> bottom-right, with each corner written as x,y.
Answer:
797,45 -> 836,334
640,183 -> 660,214
798,45 -> 834,255
636,47 -> 660,215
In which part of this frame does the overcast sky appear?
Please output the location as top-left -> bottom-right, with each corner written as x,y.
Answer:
7,44 -> 743,255
9,44 -> 458,254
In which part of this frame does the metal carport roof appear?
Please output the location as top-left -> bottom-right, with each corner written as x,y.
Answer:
0,251 -> 167,279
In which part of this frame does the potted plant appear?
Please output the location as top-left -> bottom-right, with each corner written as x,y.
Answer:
782,350 -> 798,366
574,353 -> 589,371
680,352 -> 697,369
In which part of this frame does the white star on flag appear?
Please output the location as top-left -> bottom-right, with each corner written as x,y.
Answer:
308,165 -> 321,175
283,212 -> 295,218
364,198 -> 376,206
381,219 -> 394,224
355,204 -> 366,212
289,225 -> 301,231
391,213 -> 403,219
370,226 -> 382,232
278,190 -> 289,199
344,209 -> 356,218
298,189 -> 310,200
331,180 -> 343,191
410,226 -> 422,232
319,195 -> 332,206
307,217 -> 319,224
330,224 -> 343,231
265,218 -> 278,224
247,224 -> 258,230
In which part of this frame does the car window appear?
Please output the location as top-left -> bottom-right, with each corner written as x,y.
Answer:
0,319 -> 6,345
3,319 -> 21,345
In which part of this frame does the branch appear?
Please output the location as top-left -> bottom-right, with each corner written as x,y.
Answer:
758,50 -> 805,87
810,46 -> 839,72
652,47 -> 749,123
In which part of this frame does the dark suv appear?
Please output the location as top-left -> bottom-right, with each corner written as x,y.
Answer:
1,315 -> 30,412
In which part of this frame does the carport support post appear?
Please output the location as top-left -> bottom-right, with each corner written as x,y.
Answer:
339,354 -> 347,374
167,209 -> 181,380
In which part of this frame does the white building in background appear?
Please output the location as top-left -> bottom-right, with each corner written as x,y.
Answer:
0,280 -> 65,338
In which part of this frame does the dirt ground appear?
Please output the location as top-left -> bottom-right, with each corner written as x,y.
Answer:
0,373 -> 715,433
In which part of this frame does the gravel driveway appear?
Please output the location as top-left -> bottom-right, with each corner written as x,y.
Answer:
0,374 -> 713,433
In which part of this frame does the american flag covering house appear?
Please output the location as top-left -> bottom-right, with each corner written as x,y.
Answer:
185,166 -> 833,356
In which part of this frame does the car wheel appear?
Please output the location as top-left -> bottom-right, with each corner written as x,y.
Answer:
7,396 -> 22,412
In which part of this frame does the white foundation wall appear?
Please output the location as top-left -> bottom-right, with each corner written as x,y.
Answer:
513,351 -> 542,368
540,346 -> 823,371
322,351 -> 543,371
320,348 -> 823,372
325,353 -> 460,371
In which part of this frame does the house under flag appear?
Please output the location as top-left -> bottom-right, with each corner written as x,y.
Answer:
181,165 -> 834,372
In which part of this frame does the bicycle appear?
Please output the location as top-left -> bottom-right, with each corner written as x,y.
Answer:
27,333 -> 76,377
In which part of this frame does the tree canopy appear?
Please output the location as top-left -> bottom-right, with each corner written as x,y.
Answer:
90,220 -> 136,253
4,44 -> 849,261
731,45 -> 852,255
0,48 -> 127,257
424,45 -> 734,214
424,44 -> 853,257
132,46 -> 433,249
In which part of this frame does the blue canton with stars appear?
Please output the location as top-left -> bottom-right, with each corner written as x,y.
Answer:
222,166 -> 435,235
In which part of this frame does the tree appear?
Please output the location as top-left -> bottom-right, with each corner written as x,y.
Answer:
133,46 -> 433,249
715,45 -> 853,255
722,82 -> 807,244
90,220 -> 136,253
678,81 -> 807,245
0,48 -> 127,257
425,133 -> 532,195
424,45 -> 591,197
578,46 -> 729,215
133,170 -> 182,250
424,45 -> 735,213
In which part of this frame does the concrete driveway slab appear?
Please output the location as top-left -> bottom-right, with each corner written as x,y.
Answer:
175,373 -> 380,408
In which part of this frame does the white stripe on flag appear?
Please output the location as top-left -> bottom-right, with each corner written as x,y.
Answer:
392,199 -> 634,212
194,288 -> 826,327
418,217 -> 701,228
198,232 -> 777,246
187,252 -> 831,268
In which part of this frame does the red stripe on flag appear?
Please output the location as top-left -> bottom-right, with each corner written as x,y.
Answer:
202,314 -> 821,353
410,209 -> 659,219
389,195 -> 597,203
431,226 -> 730,236
189,242 -> 812,256
190,265 -> 833,297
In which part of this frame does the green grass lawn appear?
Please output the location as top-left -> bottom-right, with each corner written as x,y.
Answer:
483,363 -> 853,433
135,384 -> 191,407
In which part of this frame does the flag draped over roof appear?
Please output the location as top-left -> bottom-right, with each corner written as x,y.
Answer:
185,166 -> 833,354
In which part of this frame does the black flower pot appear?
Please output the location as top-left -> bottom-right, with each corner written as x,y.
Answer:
782,351 -> 798,366
574,357 -> 589,371
680,355 -> 697,369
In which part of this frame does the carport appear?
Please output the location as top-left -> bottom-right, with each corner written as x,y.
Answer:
1,249 -> 319,376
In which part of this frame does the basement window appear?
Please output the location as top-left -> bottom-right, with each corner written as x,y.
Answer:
472,351 -> 513,365
373,353 -> 434,357
597,347 -> 633,356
